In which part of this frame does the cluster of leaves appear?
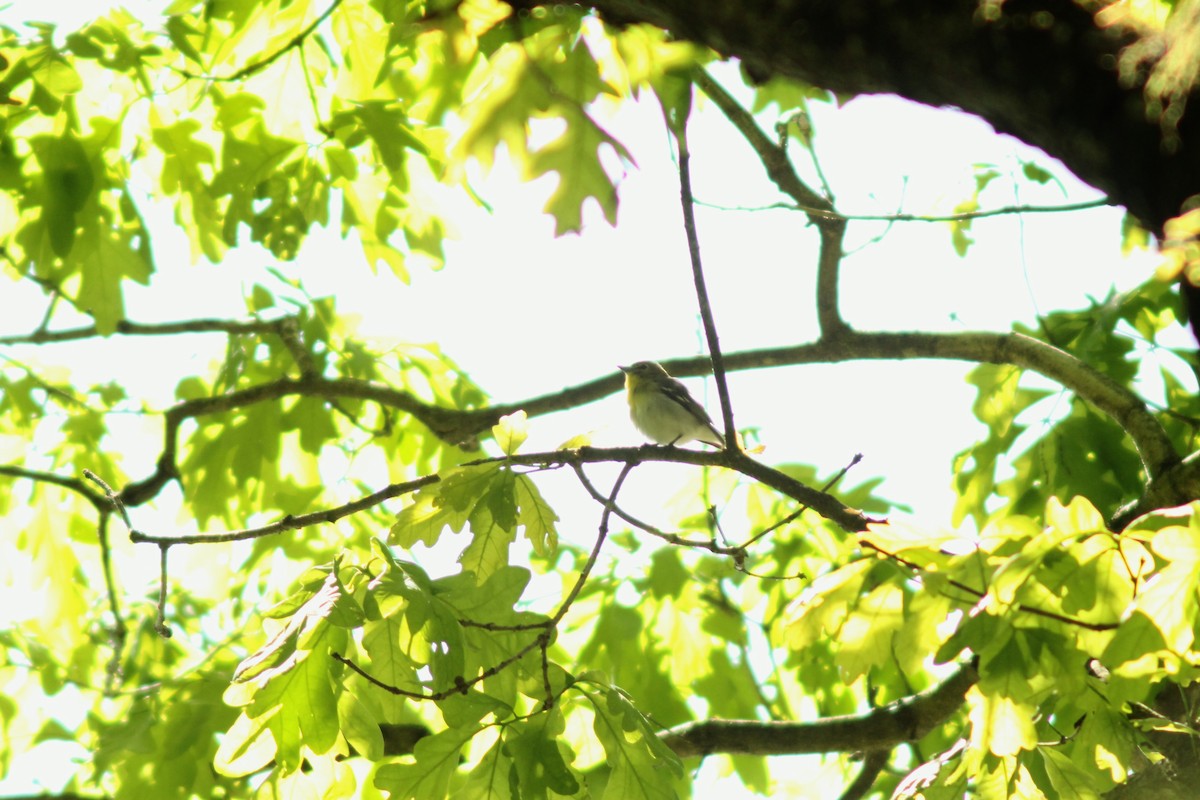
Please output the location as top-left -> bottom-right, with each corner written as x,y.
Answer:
954,276 -> 1199,528
0,0 -> 699,329
814,495 -> 1200,800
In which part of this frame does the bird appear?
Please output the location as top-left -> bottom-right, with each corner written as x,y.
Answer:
619,361 -> 725,448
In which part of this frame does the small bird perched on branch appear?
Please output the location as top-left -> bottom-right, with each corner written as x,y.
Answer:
619,361 -> 724,448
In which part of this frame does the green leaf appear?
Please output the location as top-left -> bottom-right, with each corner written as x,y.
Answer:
1021,160 -> 1057,187
458,496 -> 516,584
835,580 -> 906,679
224,572 -> 352,772
966,686 -> 1037,758
514,474 -> 559,557
528,113 -> 628,234
375,726 -> 480,800
493,410 -> 528,455
338,691 -> 384,761
590,684 -> 683,800
503,708 -> 581,799
213,710 -> 277,777
1040,747 -> 1101,800
30,133 -> 94,258
391,465 -> 498,548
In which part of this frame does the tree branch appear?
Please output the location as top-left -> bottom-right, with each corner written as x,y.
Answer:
1111,448 -> 1200,530
96,513 -> 128,692
101,326 -> 1174,521
796,198 -> 1113,223
692,67 -> 850,337
571,462 -> 746,555
475,446 -> 877,533
0,464 -> 106,511
0,315 -> 299,346
123,474 -> 440,545
839,748 -> 892,800
677,331 -> 1175,480
672,98 -> 739,449
660,661 -> 977,757
564,0 -> 1198,235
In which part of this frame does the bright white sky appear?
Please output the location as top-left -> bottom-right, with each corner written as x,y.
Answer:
0,3 -> 1182,798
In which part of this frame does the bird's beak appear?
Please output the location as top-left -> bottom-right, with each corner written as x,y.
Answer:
618,365 -> 630,373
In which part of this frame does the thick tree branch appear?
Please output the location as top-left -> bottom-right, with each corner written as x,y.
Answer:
661,661 -> 977,757
104,328 -> 1174,520
118,374 -> 503,506
702,331 -> 1176,479
560,0 -> 1199,236
1111,449 -> 1200,530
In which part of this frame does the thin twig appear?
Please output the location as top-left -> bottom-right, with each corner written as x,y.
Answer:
338,465 -> 633,707
740,453 -> 862,549
83,470 -> 134,531
1,464 -> 106,511
799,197 -> 1111,223
838,748 -> 891,800
672,95 -> 739,451
334,635 -> 542,701
96,513 -> 128,694
550,464 -> 631,625
571,463 -> 745,556
693,197 -> 1111,221
127,474 -> 439,545
155,544 -> 172,638
0,315 -> 300,346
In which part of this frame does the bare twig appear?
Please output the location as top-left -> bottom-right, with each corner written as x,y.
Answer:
83,470 -> 134,531
694,197 -> 1111,221
672,99 -> 739,451
96,514 -> 128,693
798,197 -> 1111,223
0,315 -> 300,346
551,463 -> 630,625
740,452 -> 862,549
0,464 -> 106,511
691,69 -> 829,213
155,545 -> 171,638
572,463 -> 744,554
127,474 -> 439,545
